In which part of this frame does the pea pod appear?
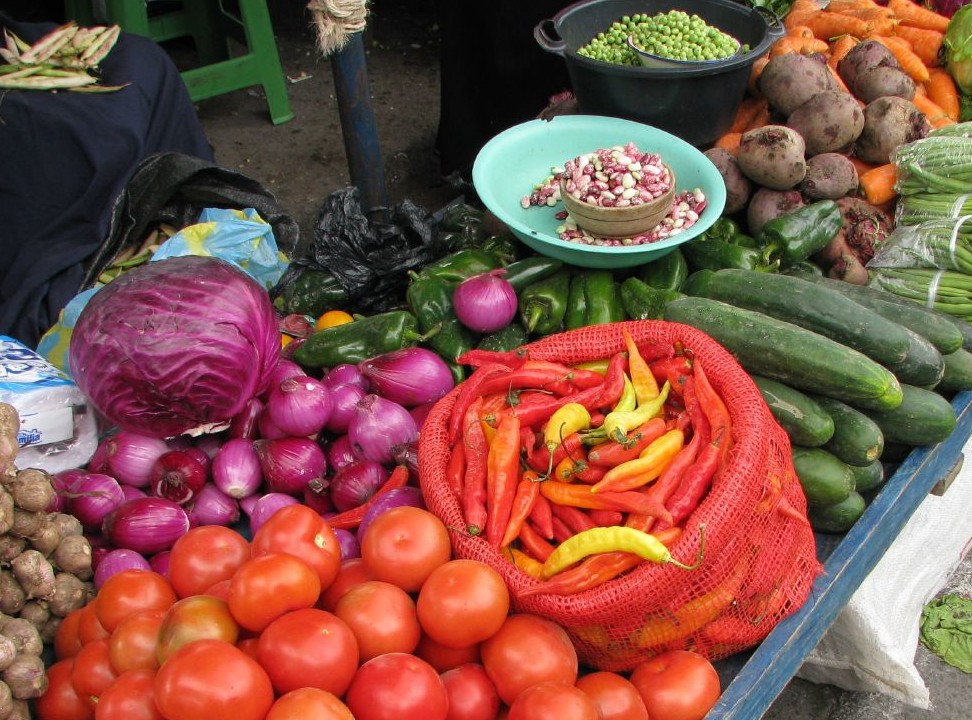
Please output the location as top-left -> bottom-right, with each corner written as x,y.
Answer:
757,200 -> 842,269
293,310 -> 427,368
637,248 -> 689,291
518,268 -> 571,336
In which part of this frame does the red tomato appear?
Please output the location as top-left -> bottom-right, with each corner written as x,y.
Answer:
55,608 -> 85,660
153,638 -> 274,720
507,681 -> 599,720
107,608 -> 166,674
359,506 -> 452,592
333,579 -> 421,661
35,658 -> 93,720
236,636 -> 261,661
345,652 -> 449,720
251,504 -> 342,590
318,557 -> 374,611
415,633 -> 481,673
71,638 -> 119,710
95,570 -> 177,634
256,608 -> 359,696
480,614 -> 578,705
440,662 -> 501,720
266,687 -> 354,720
629,650 -> 722,720
156,595 -> 240,664
167,525 -> 251,598
416,559 -> 510,648
94,669 -> 164,720
575,671 -> 649,720
227,552 -> 322,632
77,601 -> 110,646
204,578 -> 232,601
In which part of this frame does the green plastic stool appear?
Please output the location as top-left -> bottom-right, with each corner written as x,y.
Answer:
64,0 -> 294,125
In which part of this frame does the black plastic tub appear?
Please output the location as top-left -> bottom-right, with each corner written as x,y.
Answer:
535,0 -> 783,147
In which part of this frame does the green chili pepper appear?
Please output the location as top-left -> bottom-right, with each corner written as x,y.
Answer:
565,272 -> 588,331
501,256 -> 565,292
278,267 -> 350,317
518,268 -> 571,336
405,273 -> 475,365
480,234 -> 521,265
757,200 -> 842,269
681,237 -> 775,272
637,248 -> 689,291
477,323 -> 530,352
293,310 -> 427,368
582,269 -> 626,326
620,277 -> 684,320
702,216 -> 742,245
419,248 -> 502,283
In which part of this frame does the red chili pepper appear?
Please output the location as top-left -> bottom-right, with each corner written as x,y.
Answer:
525,430 -> 587,476
474,367 -> 579,399
448,363 -> 510,443
586,417 -> 668,467
551,502 -> 599,535
518,520 -> 556,561
500,470 -> 541,548
528,493 -> 555,539
327,464 -> 410,530
551,515 -> 575,544
485,413 -> 522,547
456,347 -> 529,369
461,396 -> 489,536
445,441 -> 465,499
540,481 -> 672,524
521,359 -> 605,389
649,353 -> 694,390
552,454 -> 608,484
587,509 -> 624,527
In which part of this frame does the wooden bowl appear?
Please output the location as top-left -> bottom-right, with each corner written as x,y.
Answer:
560,165 -> 676,239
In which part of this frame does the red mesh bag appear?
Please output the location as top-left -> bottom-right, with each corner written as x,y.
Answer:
419,320 -> 822,671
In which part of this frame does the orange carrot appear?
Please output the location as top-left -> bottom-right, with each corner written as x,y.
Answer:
747,55 -> 770,97
770,34 -> 830,57
825,60 -> 855,96
894,24 -> 944,66
802,11 -> 872,40
847,153 -> 879,177
745,101 -> 772,131
859,163 -> 899,205
826,0 -> 884,12
872,35 -> 930,83
829,34 -> 861,69
925,66 -> 961,121
729,96 -> 767,133
887,0 -> 950,33
713,131 -> 743,156
785,0 -> 824,29
786,25 -> 817,39
912,91 -> 958,128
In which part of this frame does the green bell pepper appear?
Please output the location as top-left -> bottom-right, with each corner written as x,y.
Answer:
293,310 -> 427,368
757,200 -> 842,269
518,268 -> 571,336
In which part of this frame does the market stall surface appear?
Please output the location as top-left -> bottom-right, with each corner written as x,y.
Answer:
52,0 -> 972,717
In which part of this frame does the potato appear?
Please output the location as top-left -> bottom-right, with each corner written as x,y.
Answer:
837,40 -> 899,94
703,147 -> 752,215
736,125 -> 807,190
746,188 -> 806,236
758,52 -> 836,117
853,66 -> 916,104
800,153 -> 860,200
787,91 -> 864,157
854,96 -> 931,164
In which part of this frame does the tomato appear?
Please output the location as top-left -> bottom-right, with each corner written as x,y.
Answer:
440,663 -> 501,720
574,671 -> 649,720
507,681 -> 599,720
256,608 -> 359,696
153,638 -> 274,720
315,310 -> 355,331
333,579 -> 421,661
251,504 -> 342,590
227,552 -> 322,632
107,608 -> 166,674
359,506 -> 452,592
417,559 -> 510,648
94,669 -> 164,720
480,613 -> 578,705
629,650 -> 722,720
95,570 -> 177,634
55,608 -> 85,660
35,658 -> 93,720
345,652 -> 449,720
318,557 -> 374,611
236,636 -> 261,661
156,595 -> 240,664
266,687 -> 354,720
77,601 -> 110,646
415,633 -> 481,673
70,638 -> 120,710
204,578 -> 232,600
166,525 -> 251,598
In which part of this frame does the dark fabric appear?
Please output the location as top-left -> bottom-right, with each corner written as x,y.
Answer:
0,15 -> 215,349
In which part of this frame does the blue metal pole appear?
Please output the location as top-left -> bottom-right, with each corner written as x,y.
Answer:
330,31 -> 390,217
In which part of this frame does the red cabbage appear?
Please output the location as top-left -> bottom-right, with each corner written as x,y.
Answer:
69,255 -> 281,438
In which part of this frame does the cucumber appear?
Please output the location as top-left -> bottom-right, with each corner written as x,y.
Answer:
751,376 -> 835,447
683,268 -> 912,367
808,491 -> 867,534
862,383 -> 957,446
663,296 -> 904,411
791,271 -> 964,354
848,460 -> 886,494
943,313 -> 972,352
810,395 -> 885,467
886,327 -> 945,388
937,348 -> 972,395
791,447 -> 856,507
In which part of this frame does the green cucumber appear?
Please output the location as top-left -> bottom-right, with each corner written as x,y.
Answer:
663,296 -> 903,411
848,460 -> 886,494
683,268 -> 912,367
886,327 -> 945,388
791,447 -> 856,507
810,395 -> 885,467
808,491 -> 867,534
792,271 -> 964,354
751,376 -> 835,447
862,384 -> 957,446
937,348 -> 972,394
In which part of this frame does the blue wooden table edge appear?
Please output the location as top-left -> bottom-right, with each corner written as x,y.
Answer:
706,390 -> 972,719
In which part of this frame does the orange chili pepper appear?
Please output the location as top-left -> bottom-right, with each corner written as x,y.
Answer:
518,521 -> 556,561
589,428 -> 685,494
539,481 -> 673,524
622,326 -> 660,403
500,470 -> 542,548
553,453 -> 608,484
507,547 -> 545,579
586,417 -> 668,467
528,493 -> 555,539
461,396 -> 489,537
485,413 -> 522,547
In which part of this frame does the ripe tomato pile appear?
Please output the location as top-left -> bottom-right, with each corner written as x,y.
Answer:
35,501 -> 722,720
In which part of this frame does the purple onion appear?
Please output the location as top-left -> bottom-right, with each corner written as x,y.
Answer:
254,437 -> 327,495
322,363 -> 369,391
240,493 -> 261,517
325,434 -> 359,474
265,358 -> 307,392
228,396 -> 264,440
358,348 -> 454,408
357,486 -> 427,542
211,438 -> 263,499
409,402 -> 435,431
257,408 -> 288,440
149,551 -> 171,577
452,269 -> 518,333
69,472 -> 126,531
194,433 -> 225,459
102,496 -> 191,555
183,446 -> 212,476
324,383 -> 368,435
50,468 -> 86,512
94,548 -> 152,589
329,459 -> 389,512
105,430 -> 170,487
334,527 -> 360,560
265,375 -> 333,437
188,483 -> 241,527
247,492 -> 301,535
349,394 -> 419,465
121,485 -> 147,502
302,480 -> 334,515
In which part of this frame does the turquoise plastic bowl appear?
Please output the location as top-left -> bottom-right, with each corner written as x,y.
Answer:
472,115 -> 726,269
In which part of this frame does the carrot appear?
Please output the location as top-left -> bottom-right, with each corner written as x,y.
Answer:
925,66 -> 961,121
849,7 -> 900,37
847,153 -> 879,177
893,24 -> 944,66
770,34 -> 830,57
747,55 -> 770,97
785,0 -> 824,29
825,60 -> 855,96
912,91 -> 957,128
713,131 -> 743,156
802,11 -> 872,41
729,96 -> 766,133
745,101 -> 772,131
828,34 -> 861,69
826,0 -> 885,12
887,0 -> 950,33
859,162 -> 899,205
872,35 -> 930,83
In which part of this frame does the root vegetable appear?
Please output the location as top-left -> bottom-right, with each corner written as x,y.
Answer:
0,537 -> 25,565
853,66 -> 916,103
40,615 -> 61,645
0,681 -> 11,720
48,512 -> 83,539
9,549 -> 55,601
800,153 -> 860,200
0,404 -> 17,480
0,572 -> 25,616
787,91 -> 865,157
52,534 -> 93,581
703,147 -> 752,214
15,602 -> 48,634
0,618 -> 41,658
6,469 -> 55,513
2,653 -> 47,700
48,572 -> 91,618
9,510 -> 42,540
7,698 -> 29,720
0,636 -> 14,672
747,188 -> 807,236
27,514 -> 61,557
737,125 -> 807,190
758,52 -> 836,116
855,96 -> 931,164
837,196 -> 893,263
837,39 -> 899,94
0,490 -> 12,536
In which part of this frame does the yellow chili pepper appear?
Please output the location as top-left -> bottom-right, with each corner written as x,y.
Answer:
542,402 -> 591,452
613,374 -> 637,414
573,358 -> 610,375
622,327 -> 659,404
540,525 -> 703,579
590,427 -> 684,494
507,547 -> 546,579
601,380 -> 671,445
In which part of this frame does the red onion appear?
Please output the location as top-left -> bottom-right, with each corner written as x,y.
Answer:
409,402 -> 435,431
121,485 -> 147,502
188,484 -> 241,527
183,446 -> 212,476
105,430 -> 170,487
86,438 -> 111,474
254,437 -> 327,495
322,363 -> 369,391
349,394 -> 419,465
93,548 -> 152,589
149,551 -> 171,577
265,375 -> 333,437
357,486 -> 427,541
69,472 -> 126,531
228,396 -> 264,439
194,433 -> 224,459
325,434 -> 359,474
358,348 -> 454,408
329,459 -> 389,512
247,492 -> 300,535
102,496 -> 191,555
50,468 -> 86,512
452,269 -> 518,333
149,449 -> 208,505
240,493 -> 261,517
257,408 -> 288,440
265,358 -> 307,392
302,479 -> 334,515
333,528 -> 360,560
392,440 -> 420,483
324,382 -> 368,434
211,438 -> 263,499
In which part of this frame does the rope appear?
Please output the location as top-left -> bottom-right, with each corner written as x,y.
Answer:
306,0 -> 370,56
